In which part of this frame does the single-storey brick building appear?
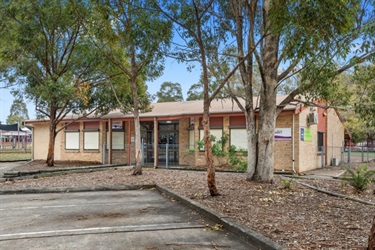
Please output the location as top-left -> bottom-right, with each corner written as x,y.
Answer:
26,96 -> 348,173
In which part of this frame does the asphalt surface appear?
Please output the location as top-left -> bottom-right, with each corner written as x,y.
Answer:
0,161 -> 290,249
0,189 -> 259,250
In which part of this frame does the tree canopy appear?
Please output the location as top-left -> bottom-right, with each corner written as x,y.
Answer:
156,82 -> 184,102
6,98 -> 29,125
88,0 -> 172,174
0,0 -> 118,166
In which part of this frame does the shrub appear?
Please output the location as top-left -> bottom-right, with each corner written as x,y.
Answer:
280,177 -> 294,190
228,145 -> 247,172
344,165 -> 375,192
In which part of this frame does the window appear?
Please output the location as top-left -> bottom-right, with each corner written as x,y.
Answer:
65,131 -> 79,150
84,121 -> 100,150
188,129 -> 194,150
230,129 -> 247,150
199,129 -> 223,151
106,131 -> 125,150
84,131 -> 99,150
65,122 -> 80,150
318,132 -> 324,152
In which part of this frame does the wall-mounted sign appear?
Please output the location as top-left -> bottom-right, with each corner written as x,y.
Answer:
112,121 -> 123,129
301,128 -> 312,142
275,128 -> 292,140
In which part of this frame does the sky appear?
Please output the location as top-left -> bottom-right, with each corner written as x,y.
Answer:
0,58 -> 201,124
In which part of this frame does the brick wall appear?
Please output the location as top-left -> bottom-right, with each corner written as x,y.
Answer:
59,122 -> 102,163
178,118 -> 194,166
32,107 -> 345,172
298,108 -> 320,172
274,114 -> 294,172
326,109 -> 344,165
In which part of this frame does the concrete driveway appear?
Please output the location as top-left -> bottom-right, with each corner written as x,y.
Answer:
0,190 -> 256,249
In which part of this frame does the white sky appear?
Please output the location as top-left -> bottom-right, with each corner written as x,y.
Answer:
0,58 -> 201,124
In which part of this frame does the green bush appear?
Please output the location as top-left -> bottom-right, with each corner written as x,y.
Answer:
344,165 -> 375,192
280,177 -> 294,190
228,145 -> 247,172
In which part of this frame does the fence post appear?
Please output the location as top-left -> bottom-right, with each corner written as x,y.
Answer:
102,143 -> 107,164
166,143 -> 169,169
340,147 -> 344,164
348,145 -> 351,169
141,138 -> 144,166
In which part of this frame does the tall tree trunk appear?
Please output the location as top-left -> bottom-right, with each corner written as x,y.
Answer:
46,122 -> 57,167
254,92 -> 276,182
369,216 -> 375,250
252,0 -> 279,182
202,105 -> 218,196
131,76 -> 142,175
245,107 -> 257,180
46,107 -> 57,167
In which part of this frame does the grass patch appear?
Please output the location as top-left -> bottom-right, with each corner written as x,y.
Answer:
0,152 -> 32,161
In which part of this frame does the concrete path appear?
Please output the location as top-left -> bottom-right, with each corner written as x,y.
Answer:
0,190 -> 257,250
0,161 -> 27,179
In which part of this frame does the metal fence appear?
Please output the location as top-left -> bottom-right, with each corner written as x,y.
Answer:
321,146 -> 375,167
0,141 -> 32,152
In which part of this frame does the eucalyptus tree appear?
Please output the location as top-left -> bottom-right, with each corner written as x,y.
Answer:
156,82 -> 184,102
186,83 -> 204,101
6,97 -> 29,125
0,0 -> 117,166
222,0 -> 375,182
155,0 -> 248,196
351,64 -> 375,126
347,63 -> 375,147
88,0 -> 172,175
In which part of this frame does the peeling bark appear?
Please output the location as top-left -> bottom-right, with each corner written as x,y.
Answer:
132,76 -> 142,176
46,123 -> 57,167
203,110 -> 219,196
369,216 -> 375,250
46,108 -> 57,167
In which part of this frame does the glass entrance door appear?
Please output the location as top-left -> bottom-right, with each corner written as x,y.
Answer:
158,121 -> 179,165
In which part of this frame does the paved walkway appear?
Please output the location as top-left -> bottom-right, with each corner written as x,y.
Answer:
0,161 -> 28,178
300,167 -> 346,179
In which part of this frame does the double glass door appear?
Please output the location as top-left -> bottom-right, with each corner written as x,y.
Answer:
140,121 -> 179,165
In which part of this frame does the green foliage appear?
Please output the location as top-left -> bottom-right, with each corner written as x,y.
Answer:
197,134 -> 248,171
352,64 -> 375,126
1,0 -> 116,119
186,83 -> 204,101
6,98 -> 29,124
280,177 -> 294,190
211,134 -> 228,157
228,145 -> 247,172
197,139 -> 204,150
187,148 -> 195,155
156,82 -> 184,102
344,165 -> 375,192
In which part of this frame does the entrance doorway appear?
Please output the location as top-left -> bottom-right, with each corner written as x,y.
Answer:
140,121 -> 179,166
158,121 -> 179,165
